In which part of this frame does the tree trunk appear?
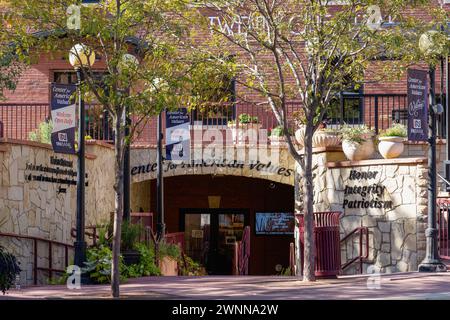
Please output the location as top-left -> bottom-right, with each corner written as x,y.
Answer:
302,125 -> 316,282
111,113 -> 124,298
294,168 -> 303,277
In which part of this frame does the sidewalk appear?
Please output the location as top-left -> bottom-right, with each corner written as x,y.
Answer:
1,272 -> 450,300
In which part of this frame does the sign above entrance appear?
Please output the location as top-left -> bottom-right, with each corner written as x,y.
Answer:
407,69 -> 428,142
50,83 -> 77,154
165,108 -> 190,162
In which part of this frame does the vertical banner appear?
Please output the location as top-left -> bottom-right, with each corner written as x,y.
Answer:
165,108 -> 190,162
50,83 -> 77,154
407,69 -> 429,142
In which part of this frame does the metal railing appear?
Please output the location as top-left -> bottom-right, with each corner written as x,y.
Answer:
340,225 -> 369,273
1,93 -> 445,145
0,232 -> 74,285
437,198 -> 450,260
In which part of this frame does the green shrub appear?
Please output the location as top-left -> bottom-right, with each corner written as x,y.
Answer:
82,245 -> 127,284
178,255 -> 207,276
28,121 -> 53,144
123,243 -> 161,277
158,242 -> 181,260
0,246 -> 21,294
238,113 -> 259,124
379,123 -> 407,138
121,220 -> 143,251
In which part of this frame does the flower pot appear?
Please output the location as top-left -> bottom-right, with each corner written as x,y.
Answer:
342,134 -> 375,161
312,131 -> 341,148
228,123 -> 262,144
159,256 -> 178,276
122,250 -> 141,266
269,135 -> 286,146
378,136 -> 405,159
295,126 -> 306,147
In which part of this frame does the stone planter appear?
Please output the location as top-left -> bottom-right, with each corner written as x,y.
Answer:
159,256 -> 178,276
378,136 -> 405,159
269,135 -> 286,146
312,131 -> 341,148
228,123 -> 262,144
294,126 -> 306,147
122,250 -> 141,266
342,134 -> 375,161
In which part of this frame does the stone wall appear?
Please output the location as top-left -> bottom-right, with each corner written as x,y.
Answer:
130,145 -> 296,186
0,140 -> 114,285
304,148 -> 428,274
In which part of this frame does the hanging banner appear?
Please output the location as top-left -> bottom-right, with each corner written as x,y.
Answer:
165,108 -> 190,162
407,69 -> 429,142
50,83 -> 77,154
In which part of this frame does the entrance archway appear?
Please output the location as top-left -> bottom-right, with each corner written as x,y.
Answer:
131,175 -> 294,275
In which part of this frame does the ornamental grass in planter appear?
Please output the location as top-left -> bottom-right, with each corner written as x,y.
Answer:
378,124 -> 407,159
341,124 -> 375,161
312,127 -> 342,148
269,126 -> 292,145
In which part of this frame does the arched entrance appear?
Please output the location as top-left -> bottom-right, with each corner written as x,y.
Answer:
131,175 -> 294,275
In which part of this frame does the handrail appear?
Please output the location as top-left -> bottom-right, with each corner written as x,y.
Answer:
0,232 -> 74,285
438,173 -> 450,188
340,226 -> 369,273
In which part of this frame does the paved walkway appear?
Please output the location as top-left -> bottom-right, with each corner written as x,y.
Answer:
2,272 -> 450,300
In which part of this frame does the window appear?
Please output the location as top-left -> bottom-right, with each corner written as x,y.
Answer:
53,71 -> 104,85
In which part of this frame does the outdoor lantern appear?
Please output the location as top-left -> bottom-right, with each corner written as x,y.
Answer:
69,43 -> 96,68
419,30 -> 445,57
118,53 -> 139,73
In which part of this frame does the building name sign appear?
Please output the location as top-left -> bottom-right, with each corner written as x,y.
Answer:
131,160 -> 294,177
343,170 -> 392,209
25,156 -> 88,188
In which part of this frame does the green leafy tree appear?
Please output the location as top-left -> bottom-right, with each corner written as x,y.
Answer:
8,0 -> 232,297
190,0 -> 448,281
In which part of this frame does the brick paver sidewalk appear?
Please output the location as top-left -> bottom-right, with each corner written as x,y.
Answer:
1,272 -> 450,300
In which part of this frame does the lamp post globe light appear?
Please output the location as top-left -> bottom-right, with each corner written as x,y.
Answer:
69,43 -> 96,278
118,53 -> 139,221
417,31 -> 447,273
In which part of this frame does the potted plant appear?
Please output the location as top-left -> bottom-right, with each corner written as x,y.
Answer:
269,126 -> 290,145
378,123 -> 407,159
0,246 -> 21,294
121,221 -> 143,266
341,124 -> 375,161
312,125 -> 342,148
227,113 -> 262,144
292,111 -> 306,147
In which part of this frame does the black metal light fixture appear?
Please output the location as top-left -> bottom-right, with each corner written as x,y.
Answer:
69,44 -> 95,276
156,110 -> 166,241
418,31 -> 447,273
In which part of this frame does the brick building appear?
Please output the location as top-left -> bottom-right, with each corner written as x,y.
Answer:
0,1 -> 449,284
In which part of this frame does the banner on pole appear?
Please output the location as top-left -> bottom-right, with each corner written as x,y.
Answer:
165,108 -> 190,162
50,83 -> 77,154
407,69 -> 429,142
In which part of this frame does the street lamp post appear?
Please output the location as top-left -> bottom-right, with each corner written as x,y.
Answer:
156,110 -> 165,241
418,31 -> 447,273
69,44 -> 96,276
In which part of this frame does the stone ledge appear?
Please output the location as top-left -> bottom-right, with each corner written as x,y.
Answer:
85,139 -> 114,149
327,157 -> 427,168
298,146 -> 343,154
405,139 -> 446,145
0,138 -> 96,159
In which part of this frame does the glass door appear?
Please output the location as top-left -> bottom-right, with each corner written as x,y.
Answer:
181,209 -> 248,275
